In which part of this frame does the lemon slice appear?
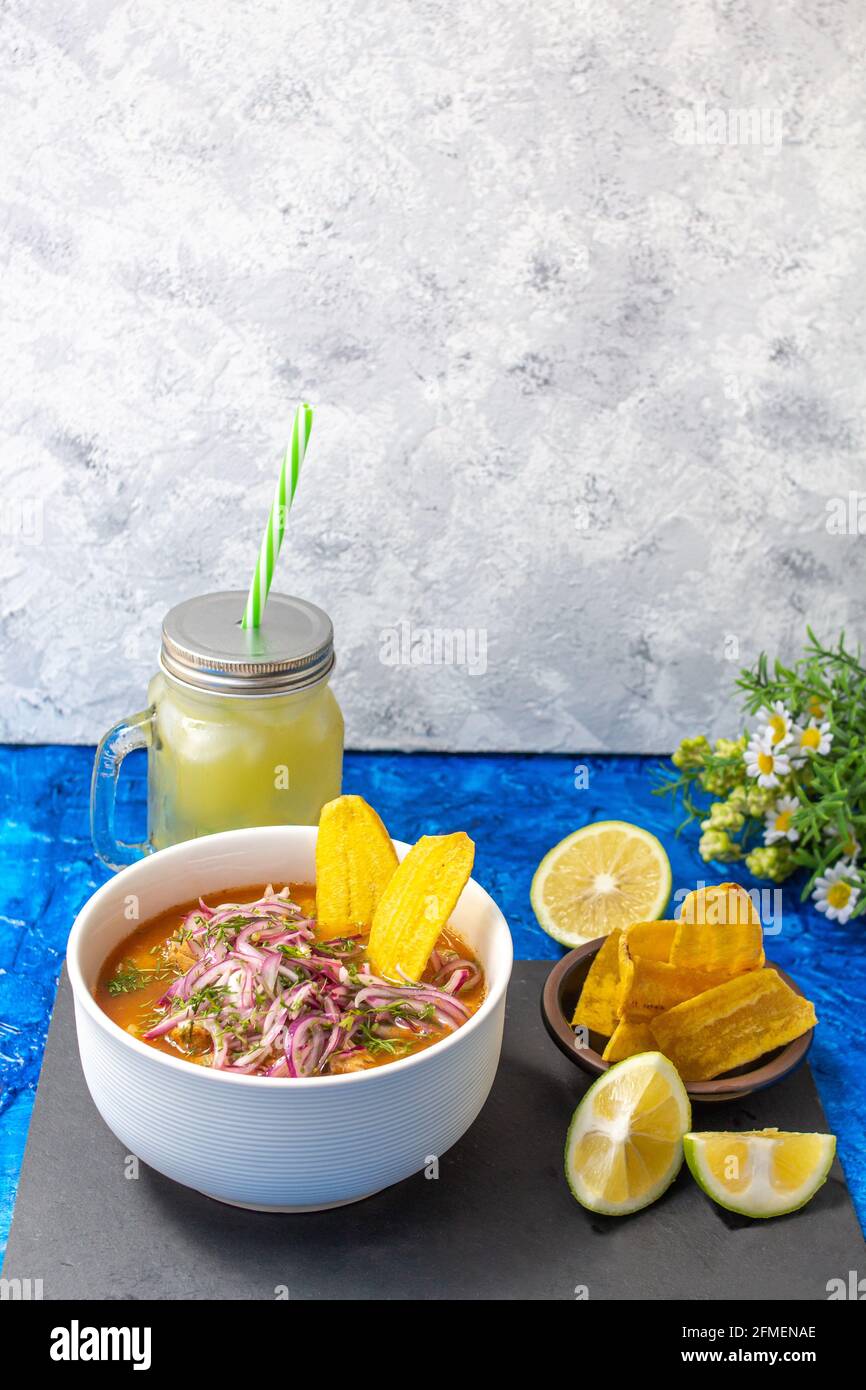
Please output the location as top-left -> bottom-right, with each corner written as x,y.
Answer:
684,1129 -> 836,1218
565,1052 -> 691,1215
531,821 -> 671,946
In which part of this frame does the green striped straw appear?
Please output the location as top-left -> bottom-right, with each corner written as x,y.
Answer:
241,404 -> 314,629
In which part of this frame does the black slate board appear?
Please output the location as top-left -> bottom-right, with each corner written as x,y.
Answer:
3,965 -> 862,1300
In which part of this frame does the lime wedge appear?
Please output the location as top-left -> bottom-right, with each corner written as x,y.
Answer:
684,1129 -> 836,1218
565,1051 -> 691,1215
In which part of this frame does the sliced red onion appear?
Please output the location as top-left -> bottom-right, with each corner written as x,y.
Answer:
181,909 -> 210,936
435,957 -> 482,992
257,951 -> 282,995
318,1023 -> 345,1070
195,1015 -> 229,1068
159,950 -> 227,1004
302,955 -> 348,984
354,982 -> 469,1024
141,887 -> 481,1076
233,1008 -> 288,1067
285,1015 -> 328,1077
284,980 -> 317,1013
261,997 -> 288,1036
143,1006 -> 192,1039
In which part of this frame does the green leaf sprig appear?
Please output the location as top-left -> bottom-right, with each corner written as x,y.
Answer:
654,628 -> 866,917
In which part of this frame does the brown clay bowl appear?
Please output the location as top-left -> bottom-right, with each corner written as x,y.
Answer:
540,938 -> 814,1102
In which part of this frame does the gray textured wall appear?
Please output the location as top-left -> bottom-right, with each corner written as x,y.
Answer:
1,1 -> 864,751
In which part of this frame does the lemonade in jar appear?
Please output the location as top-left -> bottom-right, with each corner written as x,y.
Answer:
91,592 -> 343,868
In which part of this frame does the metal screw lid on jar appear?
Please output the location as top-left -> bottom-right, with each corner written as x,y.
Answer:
160,591 -> 335,696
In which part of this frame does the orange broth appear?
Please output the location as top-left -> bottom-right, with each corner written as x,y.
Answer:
96,883 -> 485,1076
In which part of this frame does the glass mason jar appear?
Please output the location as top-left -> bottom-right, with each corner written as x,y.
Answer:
91,592 -> 344,869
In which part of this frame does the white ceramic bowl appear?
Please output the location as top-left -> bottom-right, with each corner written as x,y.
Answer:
67,825 -> 513,1211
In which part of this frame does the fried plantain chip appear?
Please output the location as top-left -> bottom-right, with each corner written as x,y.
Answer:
617,940 -> 738,1019
623,919 -> 676,962
649,968 -> 817,1081
571,930 -> 622,1036
315,795 -> 399,939
367,832 -> 475,980
671,883 -> 764,974
601,1015 -> 656,1063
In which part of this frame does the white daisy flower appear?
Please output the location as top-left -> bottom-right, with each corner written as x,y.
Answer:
789,719 -> 833,767
756,700 -> 793,749
813,860 -> 860,924
745,732 -> 791,789
823,823 -> 860,861
764,795 -> 800,845
806,694 -> 828,721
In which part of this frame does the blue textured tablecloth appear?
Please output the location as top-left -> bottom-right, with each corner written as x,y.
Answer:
1,745 -> 863,1259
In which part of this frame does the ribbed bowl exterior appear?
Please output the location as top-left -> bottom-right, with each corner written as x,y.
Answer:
73,992 -> 505,1208
67,825 -> 512,1211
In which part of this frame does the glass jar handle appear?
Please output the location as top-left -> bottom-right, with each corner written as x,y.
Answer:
90,708 -> 154,870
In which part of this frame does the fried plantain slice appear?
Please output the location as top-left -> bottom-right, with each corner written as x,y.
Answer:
623,919 -> 676,962
571,930 -> 623,1036
649,968 -> 817,1081
601,1015 -> 657,1063
617,938 -> 739,1019
367,832 -> 475,980
671,883 -> 765,974
315,795 -> 399,939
